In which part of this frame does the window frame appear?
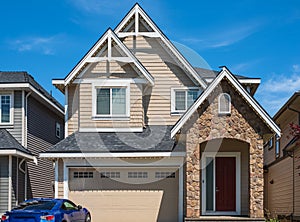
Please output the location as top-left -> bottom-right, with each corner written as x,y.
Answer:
55,122 -> 61,139
268,137 -> 273,150
218,93 -> 231,115
0,93 -> 13,125
275,134 -> 280,158
171,87 -> 201,114
92,82 -> 130,119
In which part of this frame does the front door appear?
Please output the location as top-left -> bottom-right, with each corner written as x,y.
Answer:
202,153 -> 240,215
216,157 -> 236,211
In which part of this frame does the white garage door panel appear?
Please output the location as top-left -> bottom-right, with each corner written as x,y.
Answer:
68,168 -> 179,222
70,190 -> 163,222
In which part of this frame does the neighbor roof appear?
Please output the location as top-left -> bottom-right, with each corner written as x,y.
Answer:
0,129 -> 32,155
0,71 -> 64,112
42,126 -> 182,154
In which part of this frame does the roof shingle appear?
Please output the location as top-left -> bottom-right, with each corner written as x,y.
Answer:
0,129 -> 32,155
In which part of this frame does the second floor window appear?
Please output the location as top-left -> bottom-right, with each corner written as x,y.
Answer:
171,88 -> 200,113
0,95 -> 12,124
96,88 -> 127,116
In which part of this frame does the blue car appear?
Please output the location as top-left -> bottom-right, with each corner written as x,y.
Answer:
1,198 -> 91,222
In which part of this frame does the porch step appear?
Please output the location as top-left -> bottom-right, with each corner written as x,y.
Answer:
185,216 -> 265,222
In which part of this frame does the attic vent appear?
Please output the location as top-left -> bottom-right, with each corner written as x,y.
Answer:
218,93 -> 231,114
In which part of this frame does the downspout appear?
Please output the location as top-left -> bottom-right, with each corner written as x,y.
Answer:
23,92 -> 31,200
18,159 -> 27,200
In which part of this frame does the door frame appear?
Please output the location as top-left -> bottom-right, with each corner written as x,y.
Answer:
201,152 -> 241,215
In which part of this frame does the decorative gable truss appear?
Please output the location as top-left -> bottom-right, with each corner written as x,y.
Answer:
115,3 -> 207,89
53,28 -> 154,89
171,66 -> 281,138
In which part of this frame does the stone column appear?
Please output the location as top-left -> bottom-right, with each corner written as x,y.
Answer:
249,138 -> 264,218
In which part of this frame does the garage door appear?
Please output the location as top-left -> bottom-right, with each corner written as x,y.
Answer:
68,168 -> 179,222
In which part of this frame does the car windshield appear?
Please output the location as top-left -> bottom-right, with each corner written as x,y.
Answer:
18,200 -> 56,210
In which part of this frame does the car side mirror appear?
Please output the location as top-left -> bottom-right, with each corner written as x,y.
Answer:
77,205 -> 82,210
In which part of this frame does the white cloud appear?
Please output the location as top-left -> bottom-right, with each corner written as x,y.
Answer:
255,64 -> 300,116
261,74 -> 300,93
8,35 -> 64,55
182,20 -> 263,49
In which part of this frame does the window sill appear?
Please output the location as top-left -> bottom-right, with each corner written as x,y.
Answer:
0,123 -> 14,128
171,111 -> 185,116
92,116 -> 130,121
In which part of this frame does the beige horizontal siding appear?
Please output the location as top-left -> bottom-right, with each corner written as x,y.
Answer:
68,85 -> 79,135
294,147 -> 300,216
123,35 -> 197,125
266,157 -> 293,216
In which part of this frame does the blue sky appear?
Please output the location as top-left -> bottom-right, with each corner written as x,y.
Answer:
1,0 -> 300,116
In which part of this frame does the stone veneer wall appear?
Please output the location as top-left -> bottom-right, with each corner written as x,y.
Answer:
183,79 -> 270,219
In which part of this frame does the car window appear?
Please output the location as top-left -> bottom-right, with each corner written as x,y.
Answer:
21,201 -> 56,210
61,201 -> 77,211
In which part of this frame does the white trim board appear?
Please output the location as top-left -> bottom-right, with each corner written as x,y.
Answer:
62,29 -> 154,87
40,152 -> 186,159
114,3 -> 207,89
0,149 -> 37,163
79,127 -> 143,133
171,66 -> 281,138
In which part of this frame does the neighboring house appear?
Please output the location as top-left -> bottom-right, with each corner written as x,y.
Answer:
41,4 -> 280,222
264,92 -> 300,220
0,72 -> 64,214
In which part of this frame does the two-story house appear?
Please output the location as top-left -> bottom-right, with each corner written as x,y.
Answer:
264,92 -> 300,221
0,72 -> 64,214
41,4 -> 280,222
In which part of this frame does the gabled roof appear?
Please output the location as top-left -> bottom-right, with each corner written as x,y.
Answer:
0,71 -> 64,114
171,66 -> 281,138
0,129 -> 36,161
114,3 -> 207,89
54,28 -> 154,90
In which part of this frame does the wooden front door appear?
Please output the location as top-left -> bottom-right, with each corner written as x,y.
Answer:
216,157 -> 236,211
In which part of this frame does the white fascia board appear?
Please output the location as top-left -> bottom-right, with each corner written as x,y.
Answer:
73,78 -> 148,84
52,79 -> 65,85
114,5 -> 206,89
0,83 -> 30,89
171,67 -> 281,138
40,152 -> 186,159
0,83 -> 64,115
204,78 -> 261,84
0,149 -> 36,162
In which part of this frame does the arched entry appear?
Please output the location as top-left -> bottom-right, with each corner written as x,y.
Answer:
200,138 -> 250,216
